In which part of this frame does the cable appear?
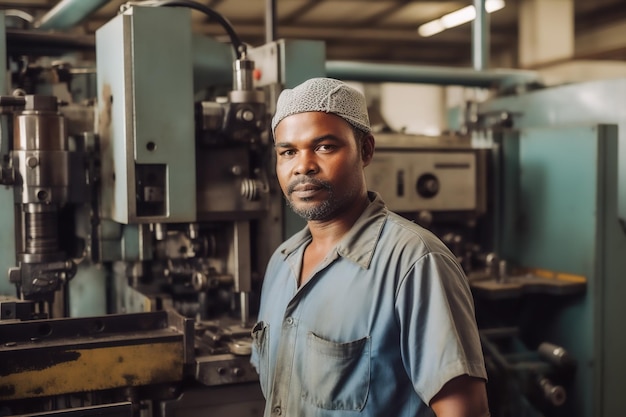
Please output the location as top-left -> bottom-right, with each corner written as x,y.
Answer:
125,0 -> 246,58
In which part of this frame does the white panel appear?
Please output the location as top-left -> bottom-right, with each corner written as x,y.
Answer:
519,0 -> 574,67
366,151 -> 477,212
380,83 -> 445,136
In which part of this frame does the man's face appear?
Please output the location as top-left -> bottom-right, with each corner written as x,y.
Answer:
274,111 -> 371,222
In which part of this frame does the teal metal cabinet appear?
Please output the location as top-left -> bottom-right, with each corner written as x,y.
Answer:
490,124 -> 625,417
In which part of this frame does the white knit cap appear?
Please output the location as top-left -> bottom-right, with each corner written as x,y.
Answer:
271,77 -> 371,136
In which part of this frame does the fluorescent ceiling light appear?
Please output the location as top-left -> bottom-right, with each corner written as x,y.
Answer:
418,0 -> 505,37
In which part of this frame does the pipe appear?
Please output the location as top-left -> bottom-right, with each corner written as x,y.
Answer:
35,0 -> 110,30
473,0 -> 489,71
265,0 -> 277,43
325,60 -> 540,90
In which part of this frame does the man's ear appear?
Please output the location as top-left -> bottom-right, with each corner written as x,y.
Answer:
361,134 -> 375,167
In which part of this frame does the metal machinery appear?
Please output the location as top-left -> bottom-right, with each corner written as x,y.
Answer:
0,3 -> 324,416
471,79 -> 626,417
0,2 -> 625,417
365,126 -> 584,417
366,132 -> 492,273
360,75 -> 626,417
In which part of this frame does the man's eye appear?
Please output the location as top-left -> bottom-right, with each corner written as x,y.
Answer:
279,149 -> 296,157
317,144 -> 335,152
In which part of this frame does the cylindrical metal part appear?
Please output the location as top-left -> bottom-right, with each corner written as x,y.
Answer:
485,252 -> 498,280
35,0 -> 110,30
14,151 -> 72,204
7,95 -> 79,306
325,60 -> 539,88
498,259 -> 507,282
240,291 -> 249,328
265,0 -> 277,43
232,220 -> 252,326
154,223 -> 167,241
538,377 -> 567,406
472,0 -> 489,71
538,342 -> 575,368
24,207 -> 59,255
11,96 -> 76,206
0,96 -> 26,107
241,178 -> 265,201
188,223 -> 199,240
192,271 -> 209,291
233,59 -> 255,91
14,103 -> 66,151
229,89 -> 265,104
16,204 -> 65,265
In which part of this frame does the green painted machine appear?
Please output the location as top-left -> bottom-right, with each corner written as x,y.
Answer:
473,79 -> 626,417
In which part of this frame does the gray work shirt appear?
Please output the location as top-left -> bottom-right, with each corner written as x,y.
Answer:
251,192 -> 487,417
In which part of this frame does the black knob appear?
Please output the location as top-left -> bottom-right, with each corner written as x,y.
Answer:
416,173 -> 439,198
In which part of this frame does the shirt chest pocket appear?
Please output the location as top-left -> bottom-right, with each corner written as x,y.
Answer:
301,332 -> 371,411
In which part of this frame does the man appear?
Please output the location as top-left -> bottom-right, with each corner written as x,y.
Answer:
251,77 -> 489,417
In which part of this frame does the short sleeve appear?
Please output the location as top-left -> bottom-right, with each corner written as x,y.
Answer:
396,252 -> 487,404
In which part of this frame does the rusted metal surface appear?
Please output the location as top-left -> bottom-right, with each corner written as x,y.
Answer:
0,311 -> 184,400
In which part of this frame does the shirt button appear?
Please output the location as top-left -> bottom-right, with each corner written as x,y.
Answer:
272,406 -> 282,415
285,317 -> 294,325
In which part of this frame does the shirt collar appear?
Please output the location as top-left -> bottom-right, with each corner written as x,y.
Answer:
279,191 -> 388,269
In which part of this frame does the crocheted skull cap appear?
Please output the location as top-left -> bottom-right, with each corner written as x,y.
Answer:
272,77 -> 371,136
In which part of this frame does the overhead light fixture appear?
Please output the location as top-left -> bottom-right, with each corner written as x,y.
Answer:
418,0 -> 505,37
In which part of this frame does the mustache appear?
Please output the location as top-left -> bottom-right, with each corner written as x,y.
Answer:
286,176 -> 332,195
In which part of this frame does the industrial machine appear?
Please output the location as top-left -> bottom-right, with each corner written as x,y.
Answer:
361,76 -> 625,417
365,128 -> 582,417
0,3 -> 324,416
470,80 -> 626,417
366,132 -> 493,272
1,1 -> 625,416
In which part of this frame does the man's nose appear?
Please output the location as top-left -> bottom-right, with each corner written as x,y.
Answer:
293,151 -> 319,176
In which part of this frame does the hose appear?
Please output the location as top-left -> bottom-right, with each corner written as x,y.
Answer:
124,0 -> 246,58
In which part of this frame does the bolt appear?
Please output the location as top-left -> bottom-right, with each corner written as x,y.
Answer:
231,165 -> 242,176
242,109 -> 255,121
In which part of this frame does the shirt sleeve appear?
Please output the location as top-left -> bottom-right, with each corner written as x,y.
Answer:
395,251 -> 487,404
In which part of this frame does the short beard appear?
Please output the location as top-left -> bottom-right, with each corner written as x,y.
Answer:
286,177 -> 338,221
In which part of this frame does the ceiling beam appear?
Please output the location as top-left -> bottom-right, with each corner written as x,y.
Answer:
280,0 -> 319,24
358,0 -> 414,26
193,23 -> 516,45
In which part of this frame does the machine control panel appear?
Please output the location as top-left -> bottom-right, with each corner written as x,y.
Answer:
367,148 -> 478,213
